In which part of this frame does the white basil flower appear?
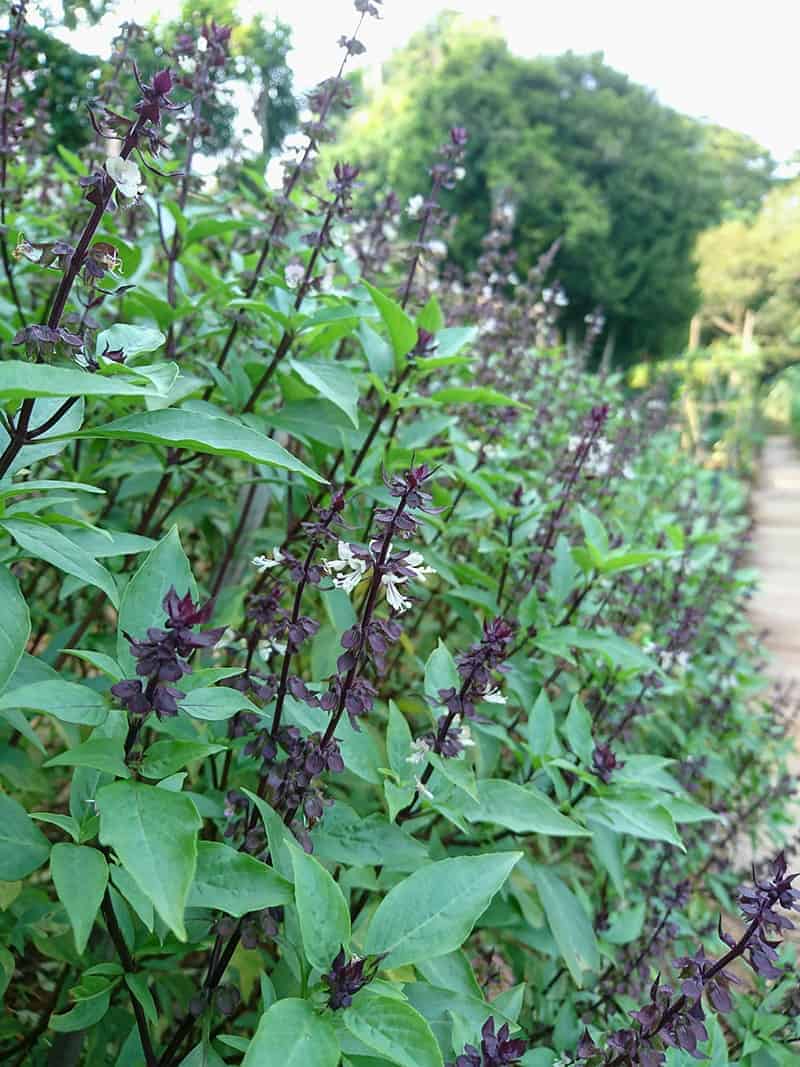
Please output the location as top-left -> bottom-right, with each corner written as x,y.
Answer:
481,687 -> 506,705
382,573 -> 413,614
406,737 -> 431,765
414,775 -> 434,801
106,156 -> 145,199
324,541 -> 369,593
252,548 -> 283,571
284,262 -> 305,289
406,193 -> 425,218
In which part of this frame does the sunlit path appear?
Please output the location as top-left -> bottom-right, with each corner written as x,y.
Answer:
749,436 -> 800,870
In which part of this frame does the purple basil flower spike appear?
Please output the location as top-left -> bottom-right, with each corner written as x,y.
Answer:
449,1017 -> 528,1067
322,948 -> 383,1009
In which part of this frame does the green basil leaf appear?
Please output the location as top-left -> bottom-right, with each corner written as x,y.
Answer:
0,794 -> 50,880
579,795 -> 684,850
61,648 -> 125,680
97,780 -> 201,940
424,641 -> 459,705
50,989 -> 111,1032
0,565 -> 29,695
178,686 -> 262,721
116,526 -> 196,674
343,992 -> 443,1067
140,740 -> 227,780
51,843 -> 108,953
187,841 -> 292,917
0,680 -> 107,726
363,281 -> 417,366
562,696 -> 594,766
364,852 -> 521,967
243,999 -> 340,1067
1,518 -> 119,608
527,864 -> 600,986
289,839 -> 350,971
75,409 -> 325,483
463,780 -> 588,837
0,361 -> 157,400
95,323 -> 165,358
45,737 -> 130,778
311,803 -> 428,872
288,358 -> 360,427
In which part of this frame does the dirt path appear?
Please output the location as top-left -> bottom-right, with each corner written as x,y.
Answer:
749,436 -> 800,696
746,435 -> 800,865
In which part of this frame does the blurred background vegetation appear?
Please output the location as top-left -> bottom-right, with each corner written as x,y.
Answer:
4,3 -> 799,469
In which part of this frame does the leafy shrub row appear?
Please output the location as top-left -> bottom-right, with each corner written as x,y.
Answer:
0,4 -> 797,1065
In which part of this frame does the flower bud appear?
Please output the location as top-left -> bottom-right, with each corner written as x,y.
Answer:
152,68 -> 173,95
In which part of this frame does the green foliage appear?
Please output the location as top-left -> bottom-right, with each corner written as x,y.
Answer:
50,843 -> 108,953
244,998 -> 340,1067
97,780 -> 202,939
697,178 -> 800,360
700,125 -> 777,219
0,25 -> 102,154
364,854 -> 522,968
289,840 -> 351,972
0,8 -> 795,1067
334,14 -> 770,363
342,992 -> 443,1067
187,841 -> 292,915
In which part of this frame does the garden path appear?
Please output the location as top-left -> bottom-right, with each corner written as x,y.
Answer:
747,435 -> 800,865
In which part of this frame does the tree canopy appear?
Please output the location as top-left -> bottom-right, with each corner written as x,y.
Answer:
334,14 -> 776,363
696,178 -> 800,361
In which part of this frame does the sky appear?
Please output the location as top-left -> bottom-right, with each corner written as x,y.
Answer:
61,0 -> 800,164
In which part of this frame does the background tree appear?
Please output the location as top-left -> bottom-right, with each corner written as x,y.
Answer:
334,14 -> 775,364
700,124 -> 778,220
0,24 -> 102,154
0,1 -> 298,162
696,178 -> 800,361
240,15 -> 296,160
154,0 -> 298,160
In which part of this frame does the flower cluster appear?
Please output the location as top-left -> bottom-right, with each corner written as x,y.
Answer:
434,617 -> 515,740
398,616 -> 515,818
591,741 -> 624,784
449,1018 -> 528,1067
577,853 -> 799,1065
346,189 -> 401,277
527,404 -> 611,589
133,66 -> 180,129
226,727 -> 344,853
12,322 -> 83,357
0,4 -> 27,191
111,587 -> 223,723
174,19 -> 232,70
275,465 -> 440,760
323,539 -> 435,616
322,948 -> 383,1009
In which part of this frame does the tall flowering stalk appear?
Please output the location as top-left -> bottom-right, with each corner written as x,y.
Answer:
398,615 -> 514,820
243,161 -> 361,411
319,464 -> 439,746
164,20 -> 232,358
111,587 -> 224,759
1,66 -> 180,478
0,1 -> 27,326
577,854 -> 799,1065
212,3 -> 380,378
